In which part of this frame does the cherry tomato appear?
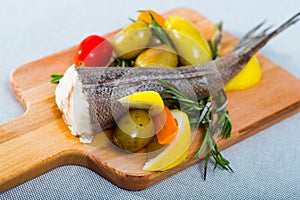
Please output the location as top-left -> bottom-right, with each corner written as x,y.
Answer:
74,35 -> 113,67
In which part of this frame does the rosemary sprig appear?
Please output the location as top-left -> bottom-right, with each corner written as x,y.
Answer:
116,58 -> 135,67
51,74 -> 63,84
159,80 -> 207,128
159,79 -> 233,180
138,10 -> 174,48
209,22 -> 223,60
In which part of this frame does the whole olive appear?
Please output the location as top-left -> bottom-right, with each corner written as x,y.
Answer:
135,44 -> 178,68
111,22 -> 152,60
113,110 -> 155,152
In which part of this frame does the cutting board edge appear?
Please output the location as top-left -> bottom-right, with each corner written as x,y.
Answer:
1,7 -> 300,192
0,148 -> 90,193
218,99 -> 300,150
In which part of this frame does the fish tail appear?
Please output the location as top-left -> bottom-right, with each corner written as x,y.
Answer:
234,12 -> 300,56
218,12 -> 300,83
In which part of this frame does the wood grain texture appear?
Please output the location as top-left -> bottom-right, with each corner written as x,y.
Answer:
1,8 -> 300,192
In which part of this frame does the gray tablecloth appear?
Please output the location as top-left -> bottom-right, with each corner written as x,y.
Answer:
1,0 -> 300,199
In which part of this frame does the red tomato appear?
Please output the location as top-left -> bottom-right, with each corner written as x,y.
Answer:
74,35 -> 113,67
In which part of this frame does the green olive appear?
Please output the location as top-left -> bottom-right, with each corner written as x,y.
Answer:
111,22 -> 152,60
113,109 -> 155,152
135,44 -> 178,68
166,29 -> 211,65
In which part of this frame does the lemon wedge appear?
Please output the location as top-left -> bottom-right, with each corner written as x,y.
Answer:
143,110 -> 191,171
225,55 -> 262,91
117,91 -> 164,115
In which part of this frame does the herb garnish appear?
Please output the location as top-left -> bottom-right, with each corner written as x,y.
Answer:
159,80 -> 233,180
115,58 -> 135,67
209,22 -> 223,60
138,10 -> 174,48
51,74 -> 63,84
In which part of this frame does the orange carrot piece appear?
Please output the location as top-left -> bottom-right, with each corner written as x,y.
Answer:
153,106 -> 178,144
137,9 -> 166,28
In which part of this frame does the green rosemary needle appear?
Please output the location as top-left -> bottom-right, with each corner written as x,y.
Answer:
140,10 -> 174,48
209,22 -> 223,60
50,74 -> 64,84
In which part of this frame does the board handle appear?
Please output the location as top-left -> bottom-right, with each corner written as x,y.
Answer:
0,61 -> 89,192
0,108 -> 87,192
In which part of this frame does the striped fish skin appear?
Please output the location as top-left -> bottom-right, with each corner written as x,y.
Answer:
77,64 -> 222,132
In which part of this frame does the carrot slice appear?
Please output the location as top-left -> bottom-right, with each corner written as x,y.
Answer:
153,106 -> 178,144
137,9 -> 165,28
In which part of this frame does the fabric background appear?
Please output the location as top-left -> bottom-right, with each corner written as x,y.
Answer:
1,0 -> 299,199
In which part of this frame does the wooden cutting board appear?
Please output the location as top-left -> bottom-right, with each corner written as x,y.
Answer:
1,8 -> 300,192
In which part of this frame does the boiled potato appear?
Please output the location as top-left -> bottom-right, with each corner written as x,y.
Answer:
113,110 -> 155,152
111,22 -> 152,59
135,44 -> 178,68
